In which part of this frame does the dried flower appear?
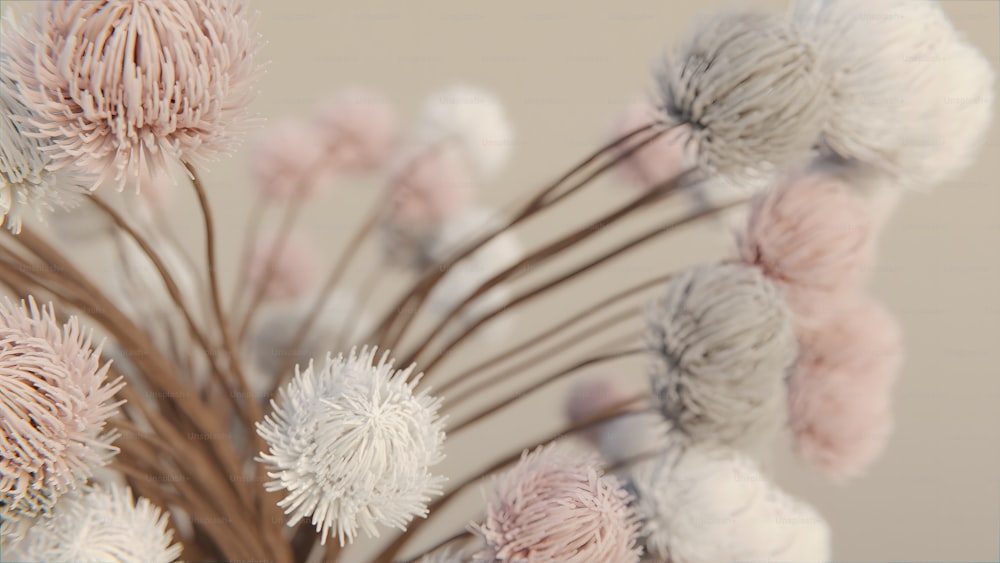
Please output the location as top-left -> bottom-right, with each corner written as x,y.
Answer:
387,143 -> 477,228
474,444 -> 642,563
607,100 -> 694,190
3,0 -> 261,190
0,69 -> 85,234
646,263 -> 797,450
630,441 -> 830,562
0,298 -> 123,524
739,173 -> 876,326
656,11 -> 827,189
414,85 -> 513,180
794,0 -> 995,188
3,484 -> 181,563
789,297 -> 904,480
250,118 -> 335,201
245,230 -> 321,303
315,88 -> 398,173
256,347 -> 447,545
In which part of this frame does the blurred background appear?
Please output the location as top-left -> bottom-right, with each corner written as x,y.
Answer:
8,0 -> 999,561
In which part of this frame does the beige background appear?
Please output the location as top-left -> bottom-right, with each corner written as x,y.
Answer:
10,0 -> 1000,561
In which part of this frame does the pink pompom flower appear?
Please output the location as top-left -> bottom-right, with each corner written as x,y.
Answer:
385,144 -> 477,228
250,118 -> 336,201
739,173 -> 876,326
788,296 -> 904,480
564,376 -> 631,444
3,0 -> 261,190
244,230 -> 321,302
0,298 -> 124,523
474,443 -> 642,563
314,88 -> 398,173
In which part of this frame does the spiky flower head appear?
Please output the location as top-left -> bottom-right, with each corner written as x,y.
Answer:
656,11 -> 827,189
474,443 -> 642,563
630,441 -> 830,562
256,347 -> 447,546
646,263 -> 797,450
2,0 -> 261,190
0,68 -> 86,234
0,298 -> 123,524
2,484 -> 181,563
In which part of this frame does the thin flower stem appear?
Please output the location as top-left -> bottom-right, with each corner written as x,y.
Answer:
434,273 -> 672,395
442,310 -> 642,411
399,168 -> 692,370
87,195 -> 256,428
446,348 -> 643,435
372,124 -> 667,352
229,195 -> 267,316
371,400 -> 652,563
415,199 -> 747,376
265,194 -> 385,398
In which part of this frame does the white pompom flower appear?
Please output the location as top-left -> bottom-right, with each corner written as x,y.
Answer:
414,85 -> 513,180
630,442 -> 830,563
794,0 -> 994,188
2,484 -> 181,563
256,347 -> 447,546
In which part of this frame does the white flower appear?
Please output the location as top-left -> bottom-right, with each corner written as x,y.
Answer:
794,0 -> 994,188
630,442 -> 830,563
413,85 -> 513,180
256,347 -> 447,545
2,484 -> 181,563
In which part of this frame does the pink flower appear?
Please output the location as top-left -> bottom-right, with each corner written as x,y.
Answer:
0,298 -> 123,523
245,230 -> 320,302
3,0 -> 261,190
314,88 -> 398,173
386,144 -> 476,228
739,173 -> 876,326
607,100 -> 694,190
788,296 -> 904,480
250,118 -> 335,201
474,444 -> 642,563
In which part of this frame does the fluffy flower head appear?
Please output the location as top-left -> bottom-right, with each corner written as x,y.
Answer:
3,484 -> 181,563
794,0 -> 995,188
474,444 -> 642,563
3,0 -> 261,189
630,441 -> 830,562
607,100 -> 694,190
250,117 -> 335,201
414,85 -> 513,180
256,347 -> 446,545
315,87 -> 398,173
1,298 -> 123,523
657,11 -> 827,188
646,263 -> 797,449
789,297 -> 904,480
739,173 -> 875,325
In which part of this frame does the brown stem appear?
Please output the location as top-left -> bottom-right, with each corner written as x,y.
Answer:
416,199 -> 746,376
446,348 -> 643,435
434,273 -> 672,396
372,124 -> 667,352
400,168 -> 691,370
442,310 -> 642,411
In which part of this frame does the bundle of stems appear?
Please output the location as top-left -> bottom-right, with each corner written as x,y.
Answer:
0,122 -> 742,562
